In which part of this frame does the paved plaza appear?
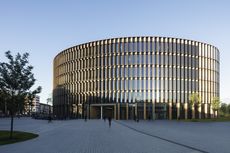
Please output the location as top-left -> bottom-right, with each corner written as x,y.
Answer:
0,118 -> 229,153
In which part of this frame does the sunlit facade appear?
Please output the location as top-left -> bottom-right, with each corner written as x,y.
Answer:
53,36 -> 219,120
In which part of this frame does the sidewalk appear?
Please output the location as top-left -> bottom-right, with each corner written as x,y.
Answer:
0,118 -> 195,153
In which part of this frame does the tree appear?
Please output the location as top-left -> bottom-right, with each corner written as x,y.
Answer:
189,93 -> 201,119
220,103 -> 227,116
0,89 -> 9,115
211,97 -> 220,118
227,104 -> 230,115
0,51 -> 41,139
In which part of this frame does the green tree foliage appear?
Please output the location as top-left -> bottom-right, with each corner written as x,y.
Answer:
0,89 -> 9,115
228,104 -> 230,114
0,51 -> 41,139
189,93 -> 201,119
189,93 -> 201,108
219,103 -> 230,117
220,103 -> 228,115
212,97 -> 220,111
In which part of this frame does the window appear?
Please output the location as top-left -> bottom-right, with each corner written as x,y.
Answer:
137,80 -> 140,90
103,43 -> 107,55
141,66 -> 144,77
125,55 -> 128,65
116,42 -> 119,53
156,79 -> 159,90
124,67 -> 128,77
120,42 -> 123,53
124,42 -> 128,52
156,54 -> 159,65
132,80 -> 137,90
146,79 -> 149,90
108,43 -> 111,54
129,80 -> 132,90
146,67 -> 149,77
133,42 -> 137,52
146,41 -> 149,52
125,80 -> 128,90
137,67 -> 141,77
146,54 -> 148,64
128,67 -> 133,77
129,42 -> 133,52
142,54 -> 145,64
116,67 -> 120,76
137,55 -> 141,64
173,55 -> 176,65
117,80 -> 120,90
121,55 -> 124,65
108,56 -> 111,66
133,67 -> 136,77
111,43 -> 114,53
128,55 -> 132,65
149,68 -> 153,77
121,67 -> 124,77
142,41 -> 145,52
165,41 -> 169,53
137,41 -> 140,52
150,54 -> 153,64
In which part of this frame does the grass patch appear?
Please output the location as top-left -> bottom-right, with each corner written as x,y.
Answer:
0,130 -> 38,145
181,117 -> 230,122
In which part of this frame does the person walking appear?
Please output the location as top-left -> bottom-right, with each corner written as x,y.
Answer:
137,116 -> 139,122
48,115 -> 52,123
148,115 -> 151,121
108,117 -> 111,127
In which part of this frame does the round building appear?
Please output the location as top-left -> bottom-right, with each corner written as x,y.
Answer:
53,36 -> 219,120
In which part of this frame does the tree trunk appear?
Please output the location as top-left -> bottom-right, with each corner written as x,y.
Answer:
10,114 -> 14,139
4,101 -> 7,116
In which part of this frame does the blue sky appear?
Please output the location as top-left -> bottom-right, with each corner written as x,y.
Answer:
0,0 -> 230,104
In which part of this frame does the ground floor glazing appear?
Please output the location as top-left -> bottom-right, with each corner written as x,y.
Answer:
54,102 -> 215,120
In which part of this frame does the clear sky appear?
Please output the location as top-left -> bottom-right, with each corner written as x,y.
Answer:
0,0 -> 230,104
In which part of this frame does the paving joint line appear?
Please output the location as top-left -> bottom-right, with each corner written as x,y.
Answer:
115,121 -> 209,153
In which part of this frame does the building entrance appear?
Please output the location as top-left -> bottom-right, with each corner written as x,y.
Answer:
90,104 -> 115,119
103,106 -> 114,119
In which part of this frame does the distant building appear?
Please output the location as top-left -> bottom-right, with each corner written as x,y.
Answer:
39,103 -> 52,115
24,95 -> 40,114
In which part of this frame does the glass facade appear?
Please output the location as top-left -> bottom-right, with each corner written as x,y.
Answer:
53,37 -> 220,120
